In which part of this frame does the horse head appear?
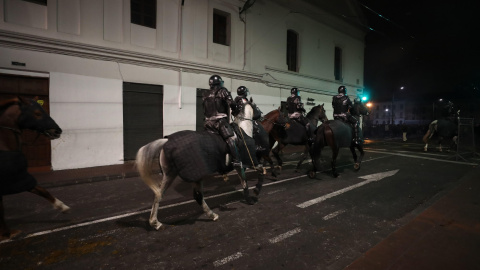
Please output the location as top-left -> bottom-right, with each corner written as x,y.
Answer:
17,96 -> 62,139
352,98 -> 370,117
307,103 -> 328,123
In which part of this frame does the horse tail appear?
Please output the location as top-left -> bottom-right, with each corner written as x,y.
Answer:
135,138 -> 168,196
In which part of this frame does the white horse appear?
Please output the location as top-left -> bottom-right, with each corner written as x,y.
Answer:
136,102 -> 262,230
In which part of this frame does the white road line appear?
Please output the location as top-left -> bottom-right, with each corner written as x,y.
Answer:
322,210 -> 346,220
268,227 -> 302,244
0,155 -> 391,245
297,170 -> 399,208
213,252 -> 243,267
366,149 -> 477,165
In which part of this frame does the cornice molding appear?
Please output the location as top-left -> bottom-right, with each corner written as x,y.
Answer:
0,30 -> 363,95
0,30 -> 263,83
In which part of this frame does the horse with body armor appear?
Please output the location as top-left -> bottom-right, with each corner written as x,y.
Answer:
136,95 -> 267,230
0,96 -> 69,241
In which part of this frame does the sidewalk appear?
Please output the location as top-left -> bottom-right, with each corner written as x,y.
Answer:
345,165 -> 480,270
32,145 -> 306,188
32,162 -> 143,188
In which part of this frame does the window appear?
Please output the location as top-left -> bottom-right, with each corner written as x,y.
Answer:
287,30 -> 298,72
213,9 -> 230,46
131,0 -> 156,29
23,0 -> 47,5
334,46 -> 342,81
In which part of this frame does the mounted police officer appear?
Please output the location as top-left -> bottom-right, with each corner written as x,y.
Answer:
332,85 -> 360,144
234,86 -> 263,135
286,87 -> 313,144
202,75 -> 242,169
233,86 -> 250,115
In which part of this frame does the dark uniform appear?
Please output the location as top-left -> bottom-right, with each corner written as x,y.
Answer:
286,87 -> 313,143
233,86 -> 249,117
332,85 -> 360,144
202,75 -> 242,168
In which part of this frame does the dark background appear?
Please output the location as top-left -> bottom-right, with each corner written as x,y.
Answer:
360,0 -> 480,103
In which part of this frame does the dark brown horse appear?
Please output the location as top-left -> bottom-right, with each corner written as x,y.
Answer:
0,96 -> 69,241
261,104 -> 328,176
310,99 -> 370,178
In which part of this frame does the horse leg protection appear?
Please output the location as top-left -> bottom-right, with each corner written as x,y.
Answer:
193,189 -> 203,205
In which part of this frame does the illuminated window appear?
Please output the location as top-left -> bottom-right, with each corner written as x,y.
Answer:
131,0 -> 156,29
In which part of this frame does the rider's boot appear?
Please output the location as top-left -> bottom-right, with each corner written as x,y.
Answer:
227,137 -> 242,169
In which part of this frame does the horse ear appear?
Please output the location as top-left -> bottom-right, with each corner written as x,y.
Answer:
322,103 -> 324,106
250,97 -> 253,102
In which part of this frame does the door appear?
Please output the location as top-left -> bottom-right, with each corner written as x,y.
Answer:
123,82 -> 163,160
0,74 -> 51,171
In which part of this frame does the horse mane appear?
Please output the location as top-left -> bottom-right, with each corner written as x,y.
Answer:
306,105 -> 318,118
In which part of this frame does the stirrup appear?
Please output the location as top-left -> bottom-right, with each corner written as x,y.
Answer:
232,161 -> 243,168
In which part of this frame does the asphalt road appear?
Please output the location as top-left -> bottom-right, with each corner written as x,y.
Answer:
1,139 -> 478,269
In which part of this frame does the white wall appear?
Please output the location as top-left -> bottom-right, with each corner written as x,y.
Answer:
0,0 -> 365,170
50,73 -> 123,170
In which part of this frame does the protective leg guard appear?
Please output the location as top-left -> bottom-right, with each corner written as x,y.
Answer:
227,137 -> 242,169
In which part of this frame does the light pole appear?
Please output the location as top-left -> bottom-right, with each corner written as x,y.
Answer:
391,86 -> 405,125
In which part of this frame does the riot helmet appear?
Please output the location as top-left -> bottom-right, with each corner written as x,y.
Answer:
338,86 -> 347,94
209,75 -> 224,87
291,87 -> 299,96
237,86 -> 249,97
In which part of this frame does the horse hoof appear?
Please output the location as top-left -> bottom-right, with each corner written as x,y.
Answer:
308,171 -> 316,179
333,172 -> 339,178
354,163 -> 360,170
254,187 -> 260,196
212,213 -> 219,221
246,197 -> 258,205
0,229 -> 22,241
150,221 -> 163,231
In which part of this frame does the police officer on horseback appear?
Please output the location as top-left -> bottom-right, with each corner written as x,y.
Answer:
202,75 -> 242,169
332,85 -> 360,144
286,87 -> 313,144
233,86 -> 249,116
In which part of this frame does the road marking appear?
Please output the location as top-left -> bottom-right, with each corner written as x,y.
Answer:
323,210 -> 346,220
297,170 -> 399,208
213,252 -> 243,267
268,227 -> 302,244
0,156 -> 391,244
365,149 -> 477,165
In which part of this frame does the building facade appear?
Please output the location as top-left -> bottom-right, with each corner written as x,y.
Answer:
0,0 -> 366,170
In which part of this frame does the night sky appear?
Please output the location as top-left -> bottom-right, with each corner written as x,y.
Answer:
360,0 -> 480,102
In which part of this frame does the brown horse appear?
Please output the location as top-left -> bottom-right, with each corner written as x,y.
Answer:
261,104 -> 328,176
0,96 -> 69,241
